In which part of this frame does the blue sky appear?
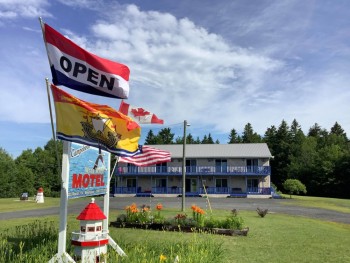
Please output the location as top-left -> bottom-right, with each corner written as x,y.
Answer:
1,0 -> 350,158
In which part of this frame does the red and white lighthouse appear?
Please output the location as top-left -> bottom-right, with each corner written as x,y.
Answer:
35,187 -> 44,203
71,198 -> 109,263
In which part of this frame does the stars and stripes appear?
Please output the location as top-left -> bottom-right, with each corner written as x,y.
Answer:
118,145 -> 171,166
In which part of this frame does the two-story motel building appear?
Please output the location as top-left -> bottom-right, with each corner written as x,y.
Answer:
113,143 -> 273,198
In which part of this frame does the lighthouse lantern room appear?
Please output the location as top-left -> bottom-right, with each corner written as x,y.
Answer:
71,198 -> 108,263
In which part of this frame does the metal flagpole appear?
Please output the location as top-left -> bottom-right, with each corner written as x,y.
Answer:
45,78 -> 62,175
181,120 -> 189,212
40,17 -> 74,263
40,18 -> 62,183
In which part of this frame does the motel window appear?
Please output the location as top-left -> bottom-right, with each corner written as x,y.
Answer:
87,227 -> 95,232
80,226 -> 86,232
155,178 -> 167,188
126,178 -> 137,188
186,159 -> 197,173
96,226 -> 102,231
216,178 -> 228,188
156,162 -> 167,173
215,159 -> 227,173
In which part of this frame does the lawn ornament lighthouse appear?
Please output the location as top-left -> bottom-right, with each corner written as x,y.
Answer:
35,187 -> 44,203
71,198 -> 109,263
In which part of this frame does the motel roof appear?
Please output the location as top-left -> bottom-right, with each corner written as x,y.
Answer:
147,143 -> 273,159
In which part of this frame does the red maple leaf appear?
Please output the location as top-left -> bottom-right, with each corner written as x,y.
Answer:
131,108 -> 151,117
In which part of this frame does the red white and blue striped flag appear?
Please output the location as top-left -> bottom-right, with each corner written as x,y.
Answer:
118,145 -> 171,166
42,23 -> 130,99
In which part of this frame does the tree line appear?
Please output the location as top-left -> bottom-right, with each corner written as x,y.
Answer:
0,119 -> 349,198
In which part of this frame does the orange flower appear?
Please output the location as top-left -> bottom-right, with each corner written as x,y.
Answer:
156,203 -> 163,210
191,205 -> 197,211
131,208 -> 139,213
197,208 -> 205,215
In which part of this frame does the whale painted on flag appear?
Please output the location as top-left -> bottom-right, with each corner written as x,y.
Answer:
42,23 -> 130,99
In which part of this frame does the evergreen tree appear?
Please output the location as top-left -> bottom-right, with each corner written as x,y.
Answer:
330,121 -> 347,140
174,133 -> 196,144
157,128 -> 174,144
144,130 -> 158,144
263,125 -> 278,150
308,123 -> 322,137
242,123 -> 262,143
194,137 -> 201,144
228,128 -> 242,143
207,133 -> 214,144
270,120 -> 293,187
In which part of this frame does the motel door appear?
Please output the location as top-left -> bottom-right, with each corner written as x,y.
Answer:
186,178 -> 197,193
247,159 -> 258,173
215,159 -> 227,173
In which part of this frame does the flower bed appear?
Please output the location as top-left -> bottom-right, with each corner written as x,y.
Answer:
110,203 -> 249,236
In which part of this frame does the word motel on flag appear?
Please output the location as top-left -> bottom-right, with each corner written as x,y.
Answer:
50,84 -> 141,157
41,22 -> 130,99
118,145 -> 171,166
119,100 -> 164,124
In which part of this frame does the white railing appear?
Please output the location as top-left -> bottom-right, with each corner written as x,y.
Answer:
71,230 -> 109,241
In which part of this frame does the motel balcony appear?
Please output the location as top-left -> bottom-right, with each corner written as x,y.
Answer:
112,186 -> 272,197
115,165 -> 271,176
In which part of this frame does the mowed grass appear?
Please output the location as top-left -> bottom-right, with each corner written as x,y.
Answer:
1,196 -> 350,262
0,197 -> 60,212
108,209 -> 350,263
281,194 -> 350,213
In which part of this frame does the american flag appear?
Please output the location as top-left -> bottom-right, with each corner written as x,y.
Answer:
118,145 -> 171,166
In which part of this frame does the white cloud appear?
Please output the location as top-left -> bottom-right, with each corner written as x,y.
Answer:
65,4 -> 282,134
1,1 -> 350,140
0,0 -> 51,19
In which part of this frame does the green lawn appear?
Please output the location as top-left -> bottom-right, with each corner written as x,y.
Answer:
281,194 -> 350,213
0,197 -> 60,212
108,210 -> 350,263
1,196 -> 350,262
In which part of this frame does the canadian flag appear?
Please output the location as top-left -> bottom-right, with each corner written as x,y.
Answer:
119,100 -> 164,124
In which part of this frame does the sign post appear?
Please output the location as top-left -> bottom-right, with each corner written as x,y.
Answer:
49,141 -> 75,263
49,142 -> 125,262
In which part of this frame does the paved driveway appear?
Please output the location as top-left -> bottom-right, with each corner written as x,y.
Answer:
1,197 -> 349,224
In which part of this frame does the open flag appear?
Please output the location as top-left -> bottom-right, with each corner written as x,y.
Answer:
118,145 -> 171,166
51,84 -> 141,156
119,100 -> 164,124
41,22 -> 130,99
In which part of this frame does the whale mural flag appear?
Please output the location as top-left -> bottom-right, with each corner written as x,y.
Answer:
50,84 -> 141,156
119,100 -> 164,124
42,22 -> 130,99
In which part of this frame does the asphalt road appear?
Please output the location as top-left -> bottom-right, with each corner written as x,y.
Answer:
1,197 -> 349,224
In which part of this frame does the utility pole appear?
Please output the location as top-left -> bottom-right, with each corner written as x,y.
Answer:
181,120 -> 189,212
